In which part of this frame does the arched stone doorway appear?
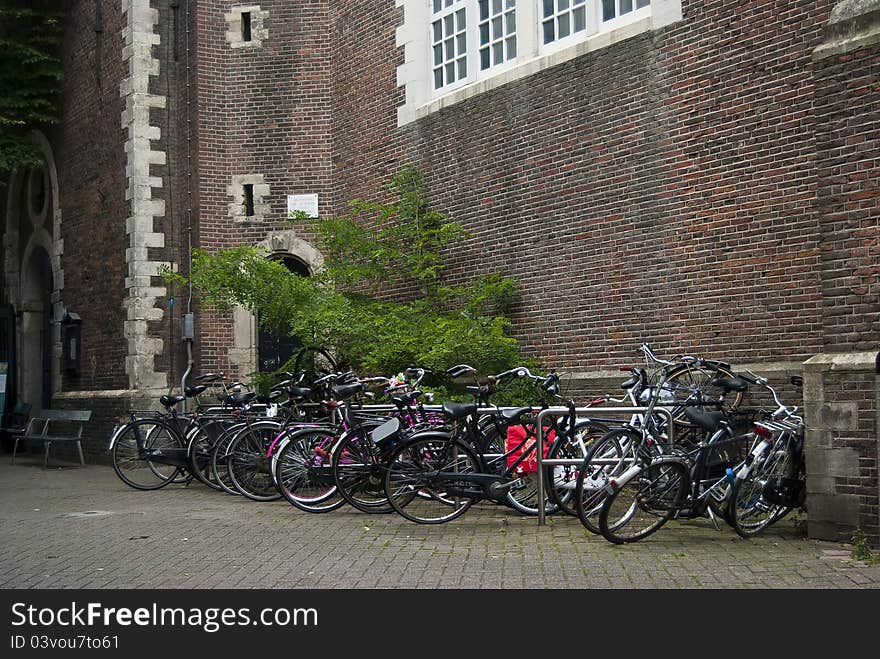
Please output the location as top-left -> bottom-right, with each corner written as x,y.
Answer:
20,244 -> 53,409
1,131 -> 63,415
257,255 -> 310,373
227,231 -> 323,377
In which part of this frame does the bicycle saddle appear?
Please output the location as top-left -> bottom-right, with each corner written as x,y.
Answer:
225,392 -> 256,407
441,401 -> 478,419
159,394 -> 185,408
332,383 -> 363,400
392,391 -> 422,407
683,408 -> 726,432
289,386 -> 312,399
257,390 -> 283,405
502,407 -> 532,423
184,384 -> 208,398
710,377 -> 748,393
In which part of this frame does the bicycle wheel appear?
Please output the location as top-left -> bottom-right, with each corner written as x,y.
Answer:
574,428 -> 640,534
274,427 -> 346,513
293,346 -> 338,383
211,422 -> 245,496
332,424 -> 395,514
226,421 -> 284,502
384,434 -> 480,524
727,445 -> 792,538
111,419 -> 185,490
546,420 -> 608,517
185,420 -> 226,491
599,458 -> 690,544
664,362 -> 744,425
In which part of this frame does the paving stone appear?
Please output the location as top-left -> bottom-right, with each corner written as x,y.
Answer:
1,462 -> 879,589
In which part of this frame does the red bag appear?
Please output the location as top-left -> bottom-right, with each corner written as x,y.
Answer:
505,423 -> 554,474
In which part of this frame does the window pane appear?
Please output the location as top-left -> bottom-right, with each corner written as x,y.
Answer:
456,8 -> 466,31
434,68 -> 443,89
573,0 -> 585,4
445,62 -> 455,82
433,0 -> 441,13
433,21 -> 442,43
558,13 -> 570,38
506,35 -> 516,58
493,0 -> 502,14
603,0 -> 615,21
479,0 -> 489,21
445,38 -> 454,59
457,33 -> 466,52
621,0 -> 633,13
559,0 -> 569,10
543,18 -> 554,43
434,44 -> 443,65
492,16 -> 502,39
507,0 -> 515,8
480,47 -> 490,69
573,6 -> 585,32
637,0 -> 650,7
444,14 -> 453,33
480,22 -> 489,44
457,57 -> 467,78
493,42 -> 503,64
506,10 -> 516,33
543,0 -> 554,18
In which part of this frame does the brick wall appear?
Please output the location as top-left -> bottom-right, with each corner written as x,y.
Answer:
193,0 -> 334,378
55,0 -> 129,391
329,0 -> 832,371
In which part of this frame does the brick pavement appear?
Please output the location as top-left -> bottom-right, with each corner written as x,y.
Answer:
1,461 -> 878,589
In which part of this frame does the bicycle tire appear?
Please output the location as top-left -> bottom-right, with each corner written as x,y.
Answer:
574,427 -> 641,534
274,427 -> 346,513
293,346 -> 338,384
599,458 -> 690,544
111,419 -> 185,490
332,423 -> 395,514
384,433 -> 480,524
545,420 -> 609,517
726,443 -> 796,538
185,420 -> 226,491
210,422 -> 246,496
226,420 -> 284,501
664,362 -> 744,426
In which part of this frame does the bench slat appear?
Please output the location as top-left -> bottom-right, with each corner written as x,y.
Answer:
38,410 -> 92,422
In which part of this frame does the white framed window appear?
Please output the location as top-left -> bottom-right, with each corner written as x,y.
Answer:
396,0 -> 682,125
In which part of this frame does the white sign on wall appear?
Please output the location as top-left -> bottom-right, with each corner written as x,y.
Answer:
287,194 -> 319,218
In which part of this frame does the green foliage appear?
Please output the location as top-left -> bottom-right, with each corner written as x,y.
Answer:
172,165 -> 534,400
851,528 -> 880,563
0,1 -> 63,172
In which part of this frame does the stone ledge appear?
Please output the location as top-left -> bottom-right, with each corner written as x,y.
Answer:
813,0 -> 880,60
802,351 -> 878,372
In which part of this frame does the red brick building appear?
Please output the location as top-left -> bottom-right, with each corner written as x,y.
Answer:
1,0 -> 877,543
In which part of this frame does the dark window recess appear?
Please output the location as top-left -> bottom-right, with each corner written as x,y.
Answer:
258,257 -> 310,372
243,183 -> 255,216
241,12 -> 252,41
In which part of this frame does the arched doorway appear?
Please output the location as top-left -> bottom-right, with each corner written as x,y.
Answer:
20,245 -> 53,409
2,133 -> 63,418
257,255 -> 310,372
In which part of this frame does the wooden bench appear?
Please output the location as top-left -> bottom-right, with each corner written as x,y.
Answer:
12,409 -> 92,468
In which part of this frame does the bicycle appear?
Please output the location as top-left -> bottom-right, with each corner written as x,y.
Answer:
726,373 -> 806,538
381,366 -> 581,524
573,346 -> 749,535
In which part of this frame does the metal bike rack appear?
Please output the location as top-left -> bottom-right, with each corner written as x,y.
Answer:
534,406 -> 676,526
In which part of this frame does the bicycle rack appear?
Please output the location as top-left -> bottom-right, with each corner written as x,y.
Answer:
534,406 -> 676,526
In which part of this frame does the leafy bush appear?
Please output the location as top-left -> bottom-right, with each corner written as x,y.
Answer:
166,165 -> 534,398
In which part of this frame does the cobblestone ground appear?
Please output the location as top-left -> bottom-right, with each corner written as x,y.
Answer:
1,462 -> 878,589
